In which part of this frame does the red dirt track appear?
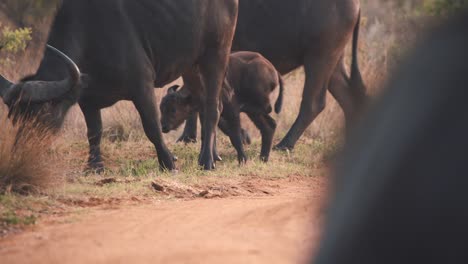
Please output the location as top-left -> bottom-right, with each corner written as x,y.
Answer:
0,176 -> 326,264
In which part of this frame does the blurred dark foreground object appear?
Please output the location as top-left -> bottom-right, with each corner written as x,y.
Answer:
313,11 -> 468,264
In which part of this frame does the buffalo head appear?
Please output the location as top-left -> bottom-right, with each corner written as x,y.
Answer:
160,85 -> 194,133
0,45 -> 85,132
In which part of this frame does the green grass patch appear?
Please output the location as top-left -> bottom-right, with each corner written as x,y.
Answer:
1,210 -> 36,226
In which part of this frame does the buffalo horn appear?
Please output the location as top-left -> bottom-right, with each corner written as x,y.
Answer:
19,44 -> 81,103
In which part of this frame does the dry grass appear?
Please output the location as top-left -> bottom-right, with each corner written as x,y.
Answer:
0,105 -> 61,194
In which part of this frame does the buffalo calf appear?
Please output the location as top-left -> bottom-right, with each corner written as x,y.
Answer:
161,51 -> 284,163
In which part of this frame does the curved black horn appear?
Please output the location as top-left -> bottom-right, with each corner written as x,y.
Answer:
46,44 -> 80,86
19,44 -> 81,103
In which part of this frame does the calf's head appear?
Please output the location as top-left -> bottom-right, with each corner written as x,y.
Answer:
160,85 -> 194,133
0,45 -> 85,132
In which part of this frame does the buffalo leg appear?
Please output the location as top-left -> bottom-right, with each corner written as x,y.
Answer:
198,110 -> 222,163
218,118 -> 248,164
247,112 -> 276,162
328,55 -> 356,124
179,113 -> 235,159
329,55 -> 368,135
275,52 -> 339,150
80,103 -> 104,173
197,54 -> 231,170
213,129 -> 222,161
177,112 -> 198,143
132,88 -> 175,171
241,128 -> 252,145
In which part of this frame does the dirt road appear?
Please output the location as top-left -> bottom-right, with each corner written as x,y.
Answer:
0,177 -> 326,264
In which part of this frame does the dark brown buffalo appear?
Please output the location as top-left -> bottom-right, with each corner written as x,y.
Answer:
0,0 -> 239,171
160,51 -> 284,163
179,0 -> 366,151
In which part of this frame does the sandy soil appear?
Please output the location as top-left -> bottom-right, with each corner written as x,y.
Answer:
0,176 -> 326,264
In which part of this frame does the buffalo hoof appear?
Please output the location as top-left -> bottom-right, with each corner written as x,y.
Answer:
238,155 -> 248,165
159,153 -> 176,171
260,156 -> 269,162
199,156 -> 215,170
273,143 -> 294,151
214,155 -> 223,162
85,162 -> 105,174
201,161 -> 215,170
177,134 -> 197,144
159,161 -> 176,172
241,129 -> 252,145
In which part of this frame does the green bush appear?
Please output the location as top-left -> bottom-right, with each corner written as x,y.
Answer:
0,24 -> 32,65
0,26 -> 31,53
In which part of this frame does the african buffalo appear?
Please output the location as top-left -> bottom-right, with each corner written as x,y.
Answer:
161,51 -> 284,163
179,0 -> 366,151
1,0 -> 239,171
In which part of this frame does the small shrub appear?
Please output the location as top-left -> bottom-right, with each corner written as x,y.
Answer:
0,24 -> 32,66
0,108 -> 59,194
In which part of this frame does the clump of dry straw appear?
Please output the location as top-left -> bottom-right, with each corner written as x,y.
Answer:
0,105 -> 59,194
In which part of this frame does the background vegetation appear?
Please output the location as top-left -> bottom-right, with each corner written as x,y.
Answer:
0,25 -> 31,65
0,0 -> 59,26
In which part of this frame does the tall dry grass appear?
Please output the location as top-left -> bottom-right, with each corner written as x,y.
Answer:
0,105 -> 61,194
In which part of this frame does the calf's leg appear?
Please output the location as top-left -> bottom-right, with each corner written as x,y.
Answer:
241,128 -> 252,145
218,117 -> 248,165
247,112 -> 276,162
177,111 -> 198,143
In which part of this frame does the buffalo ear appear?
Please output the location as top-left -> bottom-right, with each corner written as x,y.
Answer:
167,85 -> 180,95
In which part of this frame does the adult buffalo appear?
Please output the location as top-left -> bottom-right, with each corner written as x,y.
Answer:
179,0 -> 366,150
0,0 -> 239,171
